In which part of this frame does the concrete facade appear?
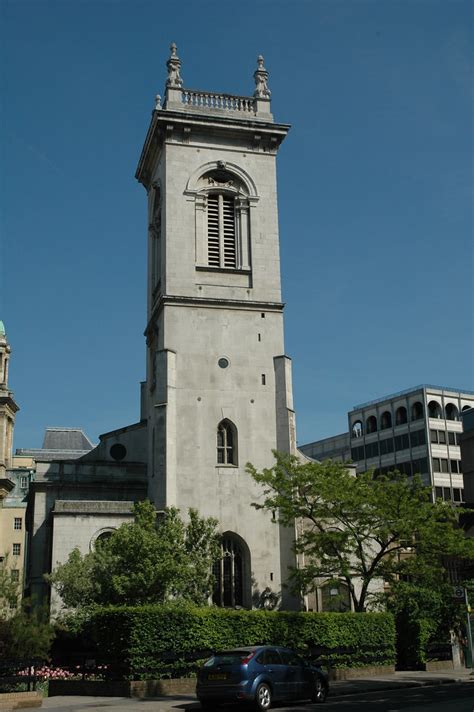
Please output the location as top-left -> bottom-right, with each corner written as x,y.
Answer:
300,385 -> 474,504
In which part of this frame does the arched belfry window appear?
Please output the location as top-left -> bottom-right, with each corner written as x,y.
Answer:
207,191 -> 236,268
212,534 -> 250,608
217,419 -> 237,465
185,162 -> 258,272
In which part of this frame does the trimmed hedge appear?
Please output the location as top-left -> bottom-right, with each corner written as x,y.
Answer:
79,605 -> 395,678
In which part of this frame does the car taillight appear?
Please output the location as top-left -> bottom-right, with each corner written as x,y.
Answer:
241,652 -> 256,665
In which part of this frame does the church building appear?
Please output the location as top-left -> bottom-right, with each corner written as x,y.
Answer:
26,46 -> 300,611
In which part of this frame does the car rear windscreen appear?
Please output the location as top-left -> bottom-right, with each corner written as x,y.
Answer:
204,651 -> 252,666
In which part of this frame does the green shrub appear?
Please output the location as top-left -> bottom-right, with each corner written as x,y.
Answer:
71,605 -> 395,678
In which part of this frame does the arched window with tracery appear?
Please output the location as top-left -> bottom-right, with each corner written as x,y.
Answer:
217,419 -> 237,465
212,534 -> 250,608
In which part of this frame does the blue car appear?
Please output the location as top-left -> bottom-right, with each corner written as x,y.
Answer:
196,645 -> 329,710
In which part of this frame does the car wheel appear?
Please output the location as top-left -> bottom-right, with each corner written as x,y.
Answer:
311,674 -> 328,703
255,681 -> 272,710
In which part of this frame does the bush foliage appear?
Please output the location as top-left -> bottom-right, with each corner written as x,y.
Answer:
75,605 -> 395,678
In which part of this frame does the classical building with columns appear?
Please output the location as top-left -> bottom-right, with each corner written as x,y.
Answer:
25,46 -> 299,611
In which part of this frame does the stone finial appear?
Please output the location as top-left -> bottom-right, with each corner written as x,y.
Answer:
253,55 -> 271,99
154,94 -> 162,110
166,42 -> 183,88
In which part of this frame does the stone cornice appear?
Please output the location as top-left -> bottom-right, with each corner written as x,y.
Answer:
0,393 -> 19,414
136,110 -> 290,189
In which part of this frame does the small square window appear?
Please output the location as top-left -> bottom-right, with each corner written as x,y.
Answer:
20,476 -> 28,489
441,459 -> 449,473
430,430 -> 438,443
14,518 -> 22,531
261,374 -> 266,385
432,458 -> 440,472
438,431 -> 446,444
12,543 -> 21,556
448,432 -> 455,445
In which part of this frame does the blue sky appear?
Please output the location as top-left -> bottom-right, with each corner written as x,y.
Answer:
1,0 -> 472,449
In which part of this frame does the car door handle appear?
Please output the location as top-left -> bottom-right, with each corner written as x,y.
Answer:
266,668 -> 274,673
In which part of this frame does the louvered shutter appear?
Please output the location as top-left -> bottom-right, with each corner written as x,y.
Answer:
207,194 -> 220,266
222,196 -> 236,268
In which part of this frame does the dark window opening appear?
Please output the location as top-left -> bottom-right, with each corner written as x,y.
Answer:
110,443 -> 127,461
428,400 -> 442,419
396,406 -> 408,425
366,415 -> 378,434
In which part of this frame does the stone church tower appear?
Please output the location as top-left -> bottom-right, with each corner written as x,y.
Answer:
136,46 -> 298,608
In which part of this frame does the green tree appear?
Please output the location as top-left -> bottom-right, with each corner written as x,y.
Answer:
0,555 -> 20,617
47,501 -> 220,608
248,453 -> 474,612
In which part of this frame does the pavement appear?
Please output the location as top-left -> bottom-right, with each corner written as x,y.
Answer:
29,669 -> 474,711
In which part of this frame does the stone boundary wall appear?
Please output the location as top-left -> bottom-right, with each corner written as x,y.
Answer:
49,667 -> 396,698
0,691 -> 42,709
328,665 -> 395,680
424,660 -> 454,672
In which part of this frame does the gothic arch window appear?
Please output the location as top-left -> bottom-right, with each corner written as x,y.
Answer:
217,419 -> 237,465
212,533 -> 250,608
185,162 -> 258,272
380,411 -> 392,430
321,581 -> 351,612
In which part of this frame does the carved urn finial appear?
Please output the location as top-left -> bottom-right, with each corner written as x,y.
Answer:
253,54 -> 271,99
166,42 -> 183,88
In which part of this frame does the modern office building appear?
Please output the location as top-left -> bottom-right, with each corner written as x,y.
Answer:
460,407 -> 474,505
300,385 -> 474,503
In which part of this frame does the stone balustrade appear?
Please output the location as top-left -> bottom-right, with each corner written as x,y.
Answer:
181,89 -> 256,114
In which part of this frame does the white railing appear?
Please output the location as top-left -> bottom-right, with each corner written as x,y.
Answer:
181,89 -> 256,114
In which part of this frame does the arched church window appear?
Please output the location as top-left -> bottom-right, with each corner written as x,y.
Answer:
217,420 -> 237,465
187,164 -> 255,272
212,535 -> 246,607
321,581 -> 351,612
